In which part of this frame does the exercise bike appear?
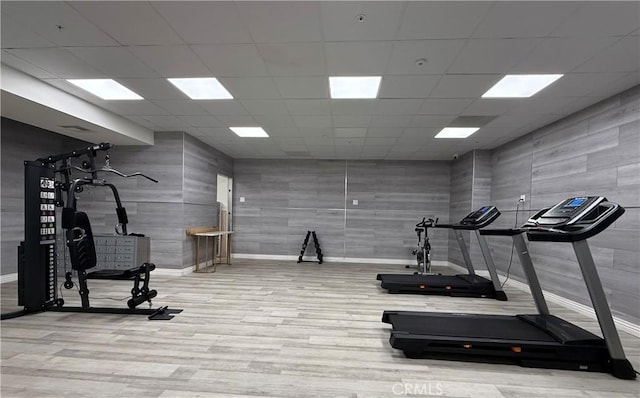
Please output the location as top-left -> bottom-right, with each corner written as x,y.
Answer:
406,217 -> 437,275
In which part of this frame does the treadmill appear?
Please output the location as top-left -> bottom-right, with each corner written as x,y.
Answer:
382,196 -> 636,379
377,206 -> 507,301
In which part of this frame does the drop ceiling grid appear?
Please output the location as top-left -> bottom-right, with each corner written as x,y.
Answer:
0,1 -> 638,160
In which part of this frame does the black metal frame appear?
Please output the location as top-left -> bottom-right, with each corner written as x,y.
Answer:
1,143 -> 180,321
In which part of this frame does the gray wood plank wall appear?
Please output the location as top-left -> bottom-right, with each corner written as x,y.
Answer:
447,151 -> 474,266
0,124 -> 233,272
181,133 -> 234,267
1,119 -> 66,274
233,159 -> 451,262
486,85 -> 640,324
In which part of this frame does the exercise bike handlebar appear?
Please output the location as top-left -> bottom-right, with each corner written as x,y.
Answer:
416,218 -> 438,228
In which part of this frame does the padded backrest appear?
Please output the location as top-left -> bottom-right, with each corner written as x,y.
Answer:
68,211 -> 97,271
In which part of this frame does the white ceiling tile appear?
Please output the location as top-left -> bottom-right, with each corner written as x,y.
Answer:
2,2 -> 118,47
509,97 -> 585,115
512,37 -> 620,73
397,2 -> 492,39
129,45 -> 211,77
551,2 -> 640,37
473,2 -> 579,39
257,43 -> 326,76
191,44 -> 268,77
361,147 -> 390,157
395,132 -> 432,146
378,75 -> 440,98
118,78 -> 185,100
236,2 -> 323,43
139,115 -> 186,129
409,115 -> 456,128
152,2 -> 252,44
334,128 -> 367,138
216,115 -> 258,126
264,128 -> 301,137
374,99 -> 423,115
151,100 -> 209,116
461,99 -> 517,116
7,48 -> 104,78
285,100 -> 331,115
199,100 -> 249,116
274,138 -> 308,151
69,47 -> 159,78
325,41 -> 393,75
0,15 -> 55,48
321,2 -> 405,42
594,72 -> 640,100
429,75 -> 501,98
187,127 -> 233,138
293,115 -> 332,128
576,36 -> 640,73
484,114 -> 547,129
71,2 -> 183,45
42,78 -> 110,104
537,73 -> 630,98
274,77 -> 328,99
366,127 -> 404,138
330,100 -> 376,115
103,101 -> 168,117
125,115 -> 155,129
418,98 -> 473,115
386,40 -> 466,75
179,115 -> 226,128
335,138 -> 365,146
2,1 -> 636,161
401,127 -> 440,139
368,115 -> 412,128
332,115 -> 370,128
220,77 -> 281,100
448,38 -> 541,74
307,144 -> 336,151
241,100 -> 289,115
364,138 -> 398,146
1,51 -> 57,79
253,115 -> 297,129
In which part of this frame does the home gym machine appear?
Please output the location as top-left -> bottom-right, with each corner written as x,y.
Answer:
382,196 -> 637,379
1,142 -> 181,321
377,206 -> 507,300
405,217 -> 437,274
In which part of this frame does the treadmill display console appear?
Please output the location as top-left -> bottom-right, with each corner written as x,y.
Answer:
524,196 -> 624,242
461,206 -> 499,225
533,196 -> 599,222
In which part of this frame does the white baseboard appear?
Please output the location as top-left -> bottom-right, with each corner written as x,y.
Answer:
447,262 -> 640,337
232,253 -> 448,267
1,273 -> 18,284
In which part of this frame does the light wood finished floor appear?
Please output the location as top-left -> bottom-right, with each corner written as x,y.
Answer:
2,260 -> 639,397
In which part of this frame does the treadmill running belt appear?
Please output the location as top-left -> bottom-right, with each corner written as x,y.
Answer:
378,274 -> 466,285
387,314 -> 556,342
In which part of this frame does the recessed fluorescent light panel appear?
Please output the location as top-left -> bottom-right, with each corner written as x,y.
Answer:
435,127 -> 479,139
482,74 -> 563,98
329,76 -> 381,99
167,77 -> 233,99
230,127 -> 269,138
66,79 -> 143,100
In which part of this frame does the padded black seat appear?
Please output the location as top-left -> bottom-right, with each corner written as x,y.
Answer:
66,211 -> 157,309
